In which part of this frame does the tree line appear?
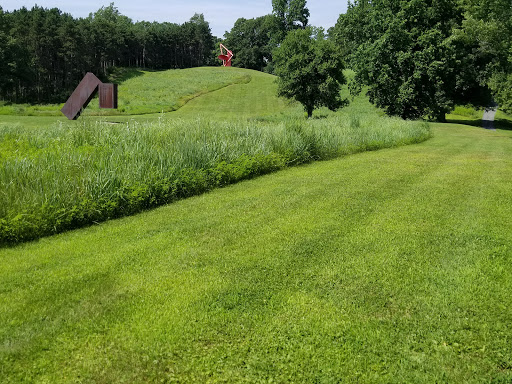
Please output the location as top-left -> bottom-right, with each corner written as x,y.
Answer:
0,3 -> 216,104
223,0 -> 309,73
1,0 -> 510,119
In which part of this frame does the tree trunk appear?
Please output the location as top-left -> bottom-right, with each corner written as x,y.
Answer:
436,112 -> 446,122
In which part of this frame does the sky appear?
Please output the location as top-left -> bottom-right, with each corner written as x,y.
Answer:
1,0 -> 349,38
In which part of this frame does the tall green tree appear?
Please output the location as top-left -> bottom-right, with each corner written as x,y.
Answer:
328,0 -> 397,66
87,3 -> 133,73
272,0 -> 310,31
273,28 -> 346,118
188,13 -> 215,66
0,7 -> 11,98
223,15 -> 279,71
456,0 -> 512,112
335,0 -> 488,121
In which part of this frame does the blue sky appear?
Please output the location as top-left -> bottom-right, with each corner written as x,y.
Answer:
1,0 -> 349,37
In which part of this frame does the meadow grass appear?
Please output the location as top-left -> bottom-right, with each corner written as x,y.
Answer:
450,105 -> 483,119
0,123 -> 511,382
447,104 -> 512,130
0,112 -> 430,243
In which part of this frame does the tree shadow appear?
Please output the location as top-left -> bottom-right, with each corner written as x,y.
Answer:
445,118 -> 482,127
494,119 -> 512,131
107,67 -> 146,84
445,117 -> 512,131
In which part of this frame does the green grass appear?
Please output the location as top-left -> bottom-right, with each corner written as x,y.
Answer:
450,105 -> 483,119
86,67 -> 252,116
447,105 -> 512,130
446,105 -> 483,127
0,111 -> 429,243
0,67 -> 251,117
495,110 -> 512,130
0,68 -> 431,243
174,69 -> 291,118
0,115 -> 69,129
1,123 -> 511,382
1,66 -> 510,382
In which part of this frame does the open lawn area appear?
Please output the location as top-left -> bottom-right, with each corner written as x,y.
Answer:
1,122 -> 511,382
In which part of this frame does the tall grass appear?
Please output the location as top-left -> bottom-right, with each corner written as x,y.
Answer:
450,105 -> 483,119
0,114 -> 431,244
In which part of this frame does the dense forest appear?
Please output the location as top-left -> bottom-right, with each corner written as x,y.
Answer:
0,3 -> 217,103
0,0 -> 311,104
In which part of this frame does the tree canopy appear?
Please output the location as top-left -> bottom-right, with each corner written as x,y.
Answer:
223,15 -> 279,72
332,0 -> 471,120
273,28 -> 346,118
457,0 -> 512,113
272,0 -> 310,31
330,0 -> 512,119
223,0 -> 310,73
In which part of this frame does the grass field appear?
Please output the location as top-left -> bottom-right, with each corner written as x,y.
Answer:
447,104 -> 512,130
1,67 -> 511,382
0,68 -> 430,244
1,123 -> 511,382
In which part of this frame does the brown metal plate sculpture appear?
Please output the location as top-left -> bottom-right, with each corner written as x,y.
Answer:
61,72 -> 118,120
99,84 -> 118,109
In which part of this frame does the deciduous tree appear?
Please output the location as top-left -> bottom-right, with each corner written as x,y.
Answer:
273,28 -> 346,118
272,0 -> 309,31
223,15 -> 279,71
334,0 -> 487,121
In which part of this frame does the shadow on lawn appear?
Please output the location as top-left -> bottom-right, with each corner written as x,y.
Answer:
494,119 -> 512,131
446,118 -> 482,127
446,117 -> 512,131
107,67 -> 145,84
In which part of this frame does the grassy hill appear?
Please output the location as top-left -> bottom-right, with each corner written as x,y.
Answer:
0,67 -> 292,127
0,67 -> 430,244
0,67 -> 252,117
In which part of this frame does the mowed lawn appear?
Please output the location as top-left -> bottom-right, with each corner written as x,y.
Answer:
1,123 -> 511,383
174,69 -> 292,118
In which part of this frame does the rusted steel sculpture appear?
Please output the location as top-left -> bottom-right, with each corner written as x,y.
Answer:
61,72 -> 118,120
99,83 -> 118,109
218,44 -> 233,67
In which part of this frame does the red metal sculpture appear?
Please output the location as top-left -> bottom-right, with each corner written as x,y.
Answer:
218,44 -> 233,67
61,73 -> 118,120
